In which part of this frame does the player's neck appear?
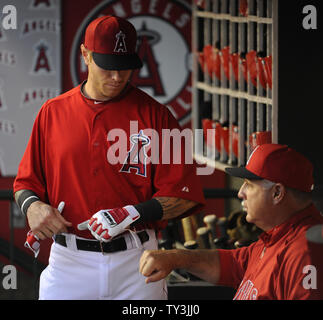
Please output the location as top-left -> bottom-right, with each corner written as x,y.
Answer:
82,80 -> 110,102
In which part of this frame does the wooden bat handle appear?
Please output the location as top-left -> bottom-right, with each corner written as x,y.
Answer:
181,217 -> 195,242
197,227 -> 211,249
203,214 -> 217,239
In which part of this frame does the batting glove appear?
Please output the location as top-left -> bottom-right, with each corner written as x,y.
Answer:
24,201 -> 65,258
77,205 -> 140,242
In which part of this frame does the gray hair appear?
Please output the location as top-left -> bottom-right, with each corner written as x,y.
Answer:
259,179 -> 276,189
260,179 -> 312,202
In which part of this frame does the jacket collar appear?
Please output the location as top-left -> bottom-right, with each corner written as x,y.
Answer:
259,204 -> 319,246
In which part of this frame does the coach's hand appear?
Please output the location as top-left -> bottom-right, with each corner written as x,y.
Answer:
27,201 -> 72,240
77,205 -> 140,242
139,250 -> 177,283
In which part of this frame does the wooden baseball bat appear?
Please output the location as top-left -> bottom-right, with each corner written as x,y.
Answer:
217,216 -> 228,238
203,214 -> 217,240
196,227 -> 211,249
181,216 -> 195,243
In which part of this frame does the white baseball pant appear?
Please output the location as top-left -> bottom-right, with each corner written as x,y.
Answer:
39,229 -> 167,300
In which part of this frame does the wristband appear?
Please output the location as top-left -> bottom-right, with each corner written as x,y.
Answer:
16,190 -> 40,216
132,198 -> 163,225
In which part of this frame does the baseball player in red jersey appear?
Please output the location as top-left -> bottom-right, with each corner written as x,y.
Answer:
13,15 -> 205,300
140,144 -> 323,300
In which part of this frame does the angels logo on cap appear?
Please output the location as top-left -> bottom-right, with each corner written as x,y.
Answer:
83,15 -> 142,70
114,31 -> 127,53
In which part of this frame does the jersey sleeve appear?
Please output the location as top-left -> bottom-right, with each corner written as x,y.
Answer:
151,106 -> 206,218
13,104 -> 48,201
217,244 -> 254,289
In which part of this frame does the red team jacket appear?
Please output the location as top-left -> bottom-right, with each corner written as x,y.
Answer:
14,83 -> 205,238
217,204 -> 323,300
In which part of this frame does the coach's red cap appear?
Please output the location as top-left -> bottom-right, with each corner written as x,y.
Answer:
84,15 -> 142,70
225,144 -> 314,192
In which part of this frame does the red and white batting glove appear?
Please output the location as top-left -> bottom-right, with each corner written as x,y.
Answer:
77,205 -> 140,242
25,230 -> 41,258
24,201 -> 65,258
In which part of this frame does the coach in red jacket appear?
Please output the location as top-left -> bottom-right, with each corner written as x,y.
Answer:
140,144 -> 323,300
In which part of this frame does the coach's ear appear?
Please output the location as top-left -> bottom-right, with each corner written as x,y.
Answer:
80,44 -> 92,66
272,183 -> 286,205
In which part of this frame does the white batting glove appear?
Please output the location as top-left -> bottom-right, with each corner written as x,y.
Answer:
77,205 -> 140,242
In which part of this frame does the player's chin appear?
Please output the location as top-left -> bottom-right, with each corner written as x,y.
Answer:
102,87 -> 123,99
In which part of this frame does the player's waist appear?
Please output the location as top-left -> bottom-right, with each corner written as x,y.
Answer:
68,221 -> 167,238
53,230 -> 152,254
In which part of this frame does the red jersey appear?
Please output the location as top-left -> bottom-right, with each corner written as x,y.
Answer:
14,83 -> 205,238
217,204 -> 323,300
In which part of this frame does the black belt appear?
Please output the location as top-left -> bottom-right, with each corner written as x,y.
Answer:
54,231 -> 149,253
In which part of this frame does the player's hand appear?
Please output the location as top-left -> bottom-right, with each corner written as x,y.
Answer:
77,205 -> 140,242
26,201 -> 72,240
139,250 -> 177,283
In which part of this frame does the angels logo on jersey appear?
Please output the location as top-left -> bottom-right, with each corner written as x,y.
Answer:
120,130 -> 150,177
70,0 -> 192,128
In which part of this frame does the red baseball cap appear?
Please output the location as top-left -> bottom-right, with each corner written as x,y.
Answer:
225,144 -> 314,192
84,15 -> 142,70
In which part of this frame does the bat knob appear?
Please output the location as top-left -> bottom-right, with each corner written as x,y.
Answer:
203,214 -> 217,223
184,240 -> 198,250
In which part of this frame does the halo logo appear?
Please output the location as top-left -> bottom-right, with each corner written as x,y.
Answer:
70,0 -> 192,127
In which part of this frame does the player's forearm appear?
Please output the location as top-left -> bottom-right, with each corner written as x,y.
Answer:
178,249 -> 221,284
131,197 -> 197,226
140,248 -> 221,284
154,197 -> 198,220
